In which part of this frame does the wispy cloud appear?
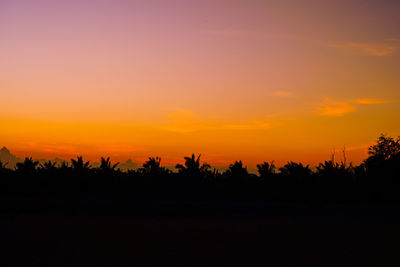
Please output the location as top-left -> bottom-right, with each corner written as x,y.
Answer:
318,99 -> 356,117
274,91 -> 294,98
354,98 -> 389,105
317,97 -> 389,117
329,42 -> 397,56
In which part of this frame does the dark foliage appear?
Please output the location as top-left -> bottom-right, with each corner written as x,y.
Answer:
0,134 -> 400,214
257,161 -> 276,178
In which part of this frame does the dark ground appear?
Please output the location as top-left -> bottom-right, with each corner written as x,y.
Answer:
2,203 -> 400,267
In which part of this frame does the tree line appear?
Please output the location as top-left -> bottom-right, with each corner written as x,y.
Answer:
0,134 -> 399,203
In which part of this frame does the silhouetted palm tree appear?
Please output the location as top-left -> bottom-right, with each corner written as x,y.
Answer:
316,160 -> 354,182
15,157 -> 39,174
39,160 -> 57,171
225,161 -> 248,178
99,157 -> 119,174
59,161 -> 71,172
176,154 -> 211,177
141,157 -> 169,176
257,161 -> 276,178
71,156 -> 91,170
316,160 -> 338,173
279,162 -> 311,177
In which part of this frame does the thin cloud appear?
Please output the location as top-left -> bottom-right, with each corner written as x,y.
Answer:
345,143 -> 372,152
329,42 -> 397,56
318,99 -> 356,117
317,97 -> 389,117
354,98 -> 389,105
274,91 -> 294,97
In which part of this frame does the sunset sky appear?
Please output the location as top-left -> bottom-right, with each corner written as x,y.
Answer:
1,0 -> 400,168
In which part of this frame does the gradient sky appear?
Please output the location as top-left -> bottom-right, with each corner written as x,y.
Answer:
1,0 -> 400,168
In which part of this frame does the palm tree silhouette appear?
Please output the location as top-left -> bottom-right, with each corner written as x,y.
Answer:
175,154 -> 210,176
316,160 -> 351,176
279,162 -> 311,177
257,161 -> 276,178
141,157 -> 169,176
71,156 -> 91,172
225,161 -> 248,178
15,157 -> 39,174
99,157 -> 119,174
40,160 -> 57,171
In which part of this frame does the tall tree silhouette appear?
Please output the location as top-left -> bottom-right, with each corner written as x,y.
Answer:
363,135 -> 400,182
368,134 -> 400,160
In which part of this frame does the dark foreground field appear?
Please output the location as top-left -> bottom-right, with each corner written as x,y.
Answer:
2,135 -> 400,266
2,203 -> 400,267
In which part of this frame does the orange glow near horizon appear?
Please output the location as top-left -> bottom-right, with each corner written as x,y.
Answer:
1,0 -> 400,169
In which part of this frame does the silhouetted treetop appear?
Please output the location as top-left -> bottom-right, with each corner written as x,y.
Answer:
257,161 -> 276,178
368,134 -> 400,160
141,157 -> 170,176
16,157 -> 39,174
40,160 -> 57,171
99,157 -> 119,173
279,162 -> 311,177
176,154 -> 211,176
71,156 -> 91,171
225,161 -> 248,178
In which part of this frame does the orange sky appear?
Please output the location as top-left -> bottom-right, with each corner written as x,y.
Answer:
1,0 -> 400,168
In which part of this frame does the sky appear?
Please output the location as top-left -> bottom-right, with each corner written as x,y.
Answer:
1,0 -> 400,168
